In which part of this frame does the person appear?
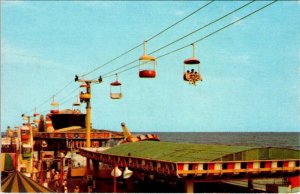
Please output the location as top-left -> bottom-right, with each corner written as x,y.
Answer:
189,69 -> 195,84
62,180 -> 68,193
54,171 -> 60,188
184,70 -> 190,81
74,185 -> 80,193
195,71 -> 202,82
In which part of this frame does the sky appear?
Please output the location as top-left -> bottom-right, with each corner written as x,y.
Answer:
1,1 -> 300,132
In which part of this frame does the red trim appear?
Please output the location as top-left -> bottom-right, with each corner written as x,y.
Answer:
248,162 -> 254,169
284,161 -> 289,167
265,162 -> 271,168
177,164 -> 183,171
139,70 -> 156,78
209,163 -> 214,170
227,163 -> 234,169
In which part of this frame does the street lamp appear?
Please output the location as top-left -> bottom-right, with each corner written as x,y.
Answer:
74,74 -> 102,148
111,164 -> 133,193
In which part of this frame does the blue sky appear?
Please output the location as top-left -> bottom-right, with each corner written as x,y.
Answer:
1,1 -> 300,132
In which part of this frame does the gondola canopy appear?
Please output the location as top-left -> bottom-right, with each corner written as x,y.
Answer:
139,41 -> 157,78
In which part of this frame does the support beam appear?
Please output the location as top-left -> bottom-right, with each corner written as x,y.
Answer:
185,180 -> 194,193
92,160 -> 99,178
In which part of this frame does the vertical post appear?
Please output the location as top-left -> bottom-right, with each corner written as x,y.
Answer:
60,153 -> 64,192
86,82 -> 91,148
113,164 -> 117,193
185,180 -> 194,193
192,43 -> 195,58
85,82 -> 91,176
40,149 -> 44,183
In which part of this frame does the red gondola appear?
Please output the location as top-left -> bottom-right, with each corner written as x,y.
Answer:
110,74 -> 122,99
139,41 -> 157,78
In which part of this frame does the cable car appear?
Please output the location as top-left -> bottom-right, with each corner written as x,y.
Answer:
183,43 -> 202,84
50,96 -> 59,114
110,74 -> 122,99
139,41 -> 157,78
72,95 -> 81,112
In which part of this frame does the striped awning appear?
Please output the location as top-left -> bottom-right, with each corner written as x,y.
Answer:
1,171 -> 55,193
1,153 -> 16,172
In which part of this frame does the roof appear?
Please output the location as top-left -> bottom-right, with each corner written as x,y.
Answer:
102,141 -> 253,162
102,141 -> 300,162
1,171 -> 55,193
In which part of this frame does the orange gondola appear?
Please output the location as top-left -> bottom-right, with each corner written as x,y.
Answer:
183,43 -> 202,84
110,74 -> 122,99
139,41 -> 157,78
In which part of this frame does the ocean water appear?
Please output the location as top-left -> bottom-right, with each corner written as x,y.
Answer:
154,132 -> 300,150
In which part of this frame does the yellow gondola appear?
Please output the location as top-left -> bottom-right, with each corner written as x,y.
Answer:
139,41 -> 157,78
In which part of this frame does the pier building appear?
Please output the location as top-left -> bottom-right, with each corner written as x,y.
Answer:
80,141 -> 300,193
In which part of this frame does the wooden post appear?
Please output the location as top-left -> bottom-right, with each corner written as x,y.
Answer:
185,180 -> 194,193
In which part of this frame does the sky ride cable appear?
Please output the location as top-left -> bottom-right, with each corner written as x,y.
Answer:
23,80 -> 74,115
146,0 -> 215,42
56,86 -> 80,104
79,1 -> 214,78
157,0 -> 278,59
101,0 -> 258,78
25,1 -> 214,114
102,1 -> 277,78
149,0 -> 256,55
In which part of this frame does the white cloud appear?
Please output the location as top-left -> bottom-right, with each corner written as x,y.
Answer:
174,10 -> 185,17
217,50 -> 250,64
2,40 -> 73,73
2,0 -> 25,6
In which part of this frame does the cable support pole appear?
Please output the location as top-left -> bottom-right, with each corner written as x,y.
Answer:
103,1 -> 277,78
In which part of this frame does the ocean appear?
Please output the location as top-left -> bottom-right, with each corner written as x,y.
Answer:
154,132 -> 300,150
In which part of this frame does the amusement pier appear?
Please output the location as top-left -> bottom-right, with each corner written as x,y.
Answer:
1,93 -> 300,192
1,33 -> 300,193
2,1 -> 300,193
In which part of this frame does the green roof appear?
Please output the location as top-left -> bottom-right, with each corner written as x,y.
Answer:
103,141 -> 254,162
